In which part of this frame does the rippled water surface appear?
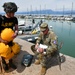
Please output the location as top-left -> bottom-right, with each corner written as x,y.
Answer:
46,20 -> 75,57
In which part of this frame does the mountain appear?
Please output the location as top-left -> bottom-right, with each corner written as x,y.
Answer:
0,9 -> 75,15
16,9 -> 75,15
16,9 -> 54,14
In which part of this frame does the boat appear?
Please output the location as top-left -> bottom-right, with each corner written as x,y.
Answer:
65,16 -> 75,21
65,16 -> 73,21
18,19 -> 35,34
31,20 -> 43,34
18,34 -> 39,43
18,20 -> 43,43
49,26 -> 53,31
18,20 -> 42,35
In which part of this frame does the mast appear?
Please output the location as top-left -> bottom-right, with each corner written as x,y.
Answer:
44,4 -> 46,15
40,5 -> 41,17
71,2 -> 73,16
63,6 -> 64,16
30,5 -> 32,15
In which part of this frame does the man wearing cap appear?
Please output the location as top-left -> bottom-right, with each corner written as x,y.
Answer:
31,22 -> 58,75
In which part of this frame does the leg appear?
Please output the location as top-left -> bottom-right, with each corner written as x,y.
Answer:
40,57 -> 47,75
2,58 -> 9,71
31,45 -> 40,65
0,57 -> 5,74
9,59 -> 17,69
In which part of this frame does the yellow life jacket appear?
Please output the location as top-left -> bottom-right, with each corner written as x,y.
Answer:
11,42 -> 20,54
0,43 -> 14,60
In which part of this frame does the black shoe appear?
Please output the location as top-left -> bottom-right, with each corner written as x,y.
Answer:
9,59 -> 17,69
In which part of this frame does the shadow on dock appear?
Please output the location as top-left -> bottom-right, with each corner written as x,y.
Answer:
46,54 -> 66,70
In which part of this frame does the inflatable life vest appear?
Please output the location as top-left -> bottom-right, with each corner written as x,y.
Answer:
0,42 -> 20,60
11,42 -> 20,54
0,43 -> 14,60
1,28 -> 14,42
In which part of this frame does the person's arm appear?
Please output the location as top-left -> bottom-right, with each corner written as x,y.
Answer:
0,17 -> 2,42
12,17 -> 18,38
14,24 -> 18,35
0,35 -> 3,42
12,24 -> 18,38
35,32 -> 42,49
36,32 -> 43,44
14,17 -> 18,35
46,32 -> 58,55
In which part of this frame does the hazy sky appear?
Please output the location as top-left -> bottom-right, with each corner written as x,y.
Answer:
0,0 -> 75,12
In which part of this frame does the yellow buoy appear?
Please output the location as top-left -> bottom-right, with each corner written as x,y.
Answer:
31,29 -> 38,34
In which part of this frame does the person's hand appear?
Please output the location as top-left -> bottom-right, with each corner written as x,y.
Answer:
37,48 -> 44,53
12,30 -> 18,39
1,39 -> 8,44
12,33 -> 17,38
35,43 -> 39,49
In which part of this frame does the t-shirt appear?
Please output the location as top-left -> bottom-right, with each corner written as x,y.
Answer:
0,15 -> 18,33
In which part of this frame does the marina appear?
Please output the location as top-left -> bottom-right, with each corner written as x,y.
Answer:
16,14 -> 75,21
17,16 -> 75,58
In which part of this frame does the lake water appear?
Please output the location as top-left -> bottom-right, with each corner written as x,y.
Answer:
45,20 -> 75,58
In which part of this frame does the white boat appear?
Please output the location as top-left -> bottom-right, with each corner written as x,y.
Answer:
65,16 -> 75,21
49,26 -> 53,31
18,19 -> 34,34
65,16 -> 73,21
18,20 -> 25,26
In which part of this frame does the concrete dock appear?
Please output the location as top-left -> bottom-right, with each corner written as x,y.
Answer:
1,37 -> 75,75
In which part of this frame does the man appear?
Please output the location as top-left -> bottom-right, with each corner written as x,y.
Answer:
31,22 -> 58,75
0,2 -> 20,71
